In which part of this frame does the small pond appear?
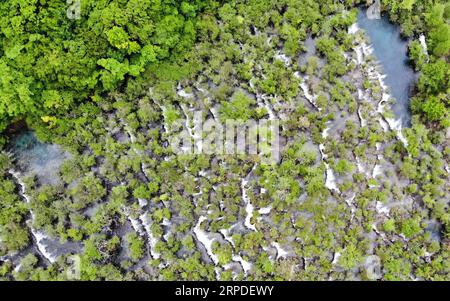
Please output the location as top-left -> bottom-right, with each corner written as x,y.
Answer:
357,8 -> 417,127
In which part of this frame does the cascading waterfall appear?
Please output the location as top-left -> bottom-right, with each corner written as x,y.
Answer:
8,169 -> 57,263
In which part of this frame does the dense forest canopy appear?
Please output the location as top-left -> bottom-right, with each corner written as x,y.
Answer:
0,0 -> 220,131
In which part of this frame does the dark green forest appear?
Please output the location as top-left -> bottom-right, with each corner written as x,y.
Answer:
0,0 -> 218,132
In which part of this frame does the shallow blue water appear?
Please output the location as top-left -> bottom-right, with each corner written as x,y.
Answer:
357,9 -> 416,127
10,130 -> 68,185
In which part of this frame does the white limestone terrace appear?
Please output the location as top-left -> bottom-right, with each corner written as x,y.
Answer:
242,165 -> 258,231
332,252 -> 341,265
349,22 -> 409,149
122,200 -> 161,260
298,74 -> 322,111
357,106 -> 367,127
319,124 -> 340,193
9,170 -> 58,263
345,193 -> 357,221
219,228 -> 235,247
261,95 -> 277,121
274,50 -> 291,67
419,34 -> 429,62
271,242 -> 290,260
179,103 -> 203,153
232,255 -> 253,274
193,216 -> 219,265
218,225 -> 254,274
119,120 -> 164,259
304,18 -> 418,253
140,212 -> 161,260
122,119 -> 152,181
258,206 -> 272,215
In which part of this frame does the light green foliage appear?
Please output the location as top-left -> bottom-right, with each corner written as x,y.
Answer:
338,244 -> 363,270
401,218 -> 422,238
126,232 -> 145,261
383,219 -> 396,232
0,154 -> 29,254
408,40 -> 427,70
334,159 -> 355,175
425,4 -> 450,56
221,90 -> 256,121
